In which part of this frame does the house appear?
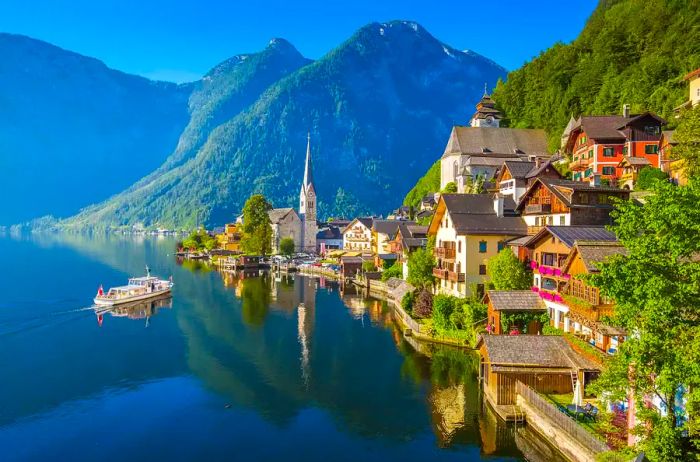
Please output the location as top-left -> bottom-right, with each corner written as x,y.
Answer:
440,93 -> 551,192
420,193 -> 438,211
675,67 -> 700,113
342,217 -> 373,252
215,223 -> 242,252
477,335 -> 600,407
495,158 -> 562,203
316,225 -> 343,255
340,256 -> 364,279
659,130 -> 684,185
388,222 -> 428,279
516,178 -> 630,235
485,290 -> 546,335
268,208 -> 302,254
372,220 -> 408,255
563,107 -> 666,183
557,241 -> 627,354
617,156 -> 652,190
429,194 -> 526,298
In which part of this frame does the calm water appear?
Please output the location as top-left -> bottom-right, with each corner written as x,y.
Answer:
0,234 -> 562,461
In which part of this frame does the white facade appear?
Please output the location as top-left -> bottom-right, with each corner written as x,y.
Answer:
342,220 -> 372,252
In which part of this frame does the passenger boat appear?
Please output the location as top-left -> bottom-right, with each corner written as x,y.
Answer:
94,267 -> 173,306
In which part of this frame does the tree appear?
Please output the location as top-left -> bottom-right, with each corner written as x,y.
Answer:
486,248 -> 531,290
635,166 -> 668,190
407,247 -> 435,288
588,180 -> 700,458
413,289 -> 433,319
279,237 -> 295,257
381,264 -> 402,281
442,182 -> 458,193
673,105 -> 700,179
182,228 -> 217,252
241,194 -> 273,256
362,260 -> 377,272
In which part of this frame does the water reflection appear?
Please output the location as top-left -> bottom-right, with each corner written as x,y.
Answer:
94,296 -> 173,328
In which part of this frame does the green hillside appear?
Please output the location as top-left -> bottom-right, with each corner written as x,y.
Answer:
403,160 -> 440,208
493,0 -> 700,150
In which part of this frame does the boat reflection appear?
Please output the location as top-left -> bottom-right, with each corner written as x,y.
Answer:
94,295 -> 173,327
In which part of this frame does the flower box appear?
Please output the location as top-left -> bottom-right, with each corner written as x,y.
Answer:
531,286 -> 540,292
530,261 -> 539,270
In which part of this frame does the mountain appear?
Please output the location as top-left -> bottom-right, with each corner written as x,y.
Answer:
63,21 -> 507,230
492,0 -> 700,150
0,33 -> 192,224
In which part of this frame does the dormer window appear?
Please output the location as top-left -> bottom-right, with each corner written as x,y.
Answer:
481,147 -> 491,153
644,126 -> 660,136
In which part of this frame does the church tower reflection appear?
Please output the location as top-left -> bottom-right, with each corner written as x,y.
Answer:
297,276 -> 316,387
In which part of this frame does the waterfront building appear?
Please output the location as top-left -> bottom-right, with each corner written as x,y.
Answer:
388,222 -> 428,279
429,194 -> 526,298
215,223 -> 242,252
515,178 -> 630,235
562,107 -> 666,184
299,134 -> 318,253
316,225 -> 343,255
371,219 -> 408,256
342,217 -> 373,252
494,158 -> 562,203
440,94 -> 550,192
484,290 -> 546,335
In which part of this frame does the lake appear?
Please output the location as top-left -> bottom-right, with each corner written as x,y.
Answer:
0,234 -> 563,461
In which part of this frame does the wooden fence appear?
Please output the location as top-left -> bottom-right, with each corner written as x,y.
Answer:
515,381 -> 609,454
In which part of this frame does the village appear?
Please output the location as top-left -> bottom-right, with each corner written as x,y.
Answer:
174,67 -> 700,462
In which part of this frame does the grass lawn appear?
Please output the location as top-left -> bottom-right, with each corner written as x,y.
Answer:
544,393 -> 608,440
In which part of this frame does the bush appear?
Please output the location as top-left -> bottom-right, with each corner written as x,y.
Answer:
401,290 -> 415,315
381,264 -> 402,281
635,166 -> 668,190
279,237 -> 295,256
432,295 -> 458,330
413,289 -> 433,318
362,260 -> 377,272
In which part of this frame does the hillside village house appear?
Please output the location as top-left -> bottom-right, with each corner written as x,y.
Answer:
215,223 -> 242,252
494,158 -> 562,203
616,156 -> 652,190
659,130 -> 686,186
342,217 -> 373,252
388,222 -> 428,279
429,194 -> 526,298
562,107 -> 666,185
484,290 -> 546,335
440,93 -> 551,192
515,178 -> 630,235
371,219 -> 406,256
675,67 -> 700,112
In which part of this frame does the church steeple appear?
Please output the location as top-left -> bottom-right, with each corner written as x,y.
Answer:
299,133 -> 318,253
302,132 -> 314,189
470,85 -> 502,127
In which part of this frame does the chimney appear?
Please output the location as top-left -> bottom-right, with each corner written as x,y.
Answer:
623,104 -> 630,118
493,193 -> 504,217
535,157 -> 542,168
589,173 -> 601,187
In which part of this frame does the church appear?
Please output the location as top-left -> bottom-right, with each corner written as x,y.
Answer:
440,90 -> 551,192
268,134 -> 318,254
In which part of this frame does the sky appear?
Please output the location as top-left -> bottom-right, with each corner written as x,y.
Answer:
0,0 -> 598,83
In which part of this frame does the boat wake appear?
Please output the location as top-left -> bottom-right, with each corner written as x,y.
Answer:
0,304 -> 97,337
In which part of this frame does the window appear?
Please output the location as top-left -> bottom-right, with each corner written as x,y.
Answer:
644,126 -> 660,136
588,149 -> 594,159
478,241 -> 487,253
458,241 -> 462,253
548,216 -> 553,225
497,241 -> 505,252
453,161 -> 458,182
645,144 -> 659,154
479,264 -> 486,275
603,147 -> 615,157
584,168 -> 593,177
598,194 -> 608,204
559,216 -> 566,225
602,166 -> 616,175
623,146 -> 628,155
579,193 -> 589,204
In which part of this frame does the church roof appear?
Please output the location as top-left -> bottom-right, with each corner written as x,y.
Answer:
268,208 -> 298,224
302,133 -> 314,189
442,127 -> 550,159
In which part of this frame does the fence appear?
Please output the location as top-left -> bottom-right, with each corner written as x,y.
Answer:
515,381 -> 609,454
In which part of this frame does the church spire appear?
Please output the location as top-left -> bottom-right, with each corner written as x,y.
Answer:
303,132 -> 314,188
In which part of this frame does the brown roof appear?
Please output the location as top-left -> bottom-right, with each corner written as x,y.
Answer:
342,217 -> 373,234
683,67 -> 700,81
619,156 -> 651,167
440,194 -> 526,236
373,219 -> 412,236
268,208 -> 297,224
516,178 -> 629,211
442,126 -> 550,158
525,225 -> 617,249
502,160 -> 536,179
477,335 -> 600,371
574,241 -> 627,272
486,290 -> 546,312
575,115 -> 630,141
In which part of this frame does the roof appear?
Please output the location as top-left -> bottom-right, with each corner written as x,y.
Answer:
619,156 -> 651,167
342,217 -> 373,234
442,126 -> 550,159
477,335 -> 600,371
505,235 -> 532,247
317,226 -> 342,240
486,290 -> 546,312
684,67 -> 700,81
661,130 -> 677,145
341,256 -> 363,264
268,208 -> 297,224
503,160 -> 536,179
617,112 -> 666,129
373,219 -> 410,236
525,159 -> 561,179
574,241 -> 627,272
575,115 -> 630,141
527,225 -> 617,249
436,194 -> 526,236
516,178 -> 629,211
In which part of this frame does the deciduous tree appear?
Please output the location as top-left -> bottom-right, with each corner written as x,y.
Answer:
407,247 -> 435,288
279,237 -> 295,257
241,194 -> 273,256
486,248 -> 531,290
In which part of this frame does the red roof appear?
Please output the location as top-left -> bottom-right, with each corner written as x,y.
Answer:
683,68 -> 700,81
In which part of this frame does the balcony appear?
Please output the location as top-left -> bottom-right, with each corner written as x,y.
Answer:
569,157 -> 590,171
527,225 -> 543,235
446,270 -> 466,282
524,203 -> 551,214
564,279 -> 616,308
435,247 -> 456,259
433,268 -> 448,279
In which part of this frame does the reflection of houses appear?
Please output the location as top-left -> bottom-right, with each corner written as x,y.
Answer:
485,291 -> 545,335
429,194 -> 526,298
558,241 -> 627,354
516,178 -> 629,235
342,217 -> 373,252
440,94 -> 551,191
477,335 -> 600,408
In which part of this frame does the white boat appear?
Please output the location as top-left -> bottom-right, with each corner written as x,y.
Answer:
94,267 -> 173,306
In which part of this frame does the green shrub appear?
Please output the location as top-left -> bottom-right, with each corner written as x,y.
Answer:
635,166 -> 668,190
401,290 -> 415,315
432,295 -> 458,330
362,260 -> 377,272
381,263 -> 402,281
413,289 -> 433,318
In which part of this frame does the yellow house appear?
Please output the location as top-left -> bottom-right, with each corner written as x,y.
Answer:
428,194 -> 527,298
216,223 -> 242,252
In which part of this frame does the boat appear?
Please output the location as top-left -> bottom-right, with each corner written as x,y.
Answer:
94,266 -> 173,306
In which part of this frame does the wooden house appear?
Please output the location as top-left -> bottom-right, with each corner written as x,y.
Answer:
495,159 -> 562,203
484,290 -> 546,335
477,335 -> 600,407
388,222 -> 428,279
617,156 -> 652,190
516,178 -> 630,235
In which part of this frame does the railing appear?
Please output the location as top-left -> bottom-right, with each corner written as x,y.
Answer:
569,157 -> 590,171
433,268 -> 448,279
447,271 -> 465,282
515,381 -> 609,454
435,247 -> 456,259
567,279 -> 600,306
525,203 -> 552,214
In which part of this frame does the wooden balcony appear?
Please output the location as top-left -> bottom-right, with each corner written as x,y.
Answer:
527,225 -> 543,235
569,157 -> 590,171
433,268 -> 448,279
524,203 -> 552,214
446,270 -> 465,282
435,247 -> 456,259
566,279 -> 601,306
